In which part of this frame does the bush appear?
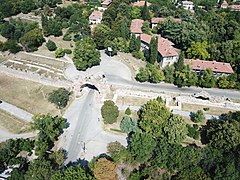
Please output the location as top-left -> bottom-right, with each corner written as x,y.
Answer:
120,115 -> 140,133
132,50 -> 145,61
63,34 -> 71,41
1,40 -> 22,54
125,107 -> 131,115
46,40 -> 57,51
186,124 -> 200,140
203,107 -> 209,111
55,48 -> 65,58
64,49 -> 72,54
48,88 -> 70,108
191,110 -> 205,123
101,100 -> 119,124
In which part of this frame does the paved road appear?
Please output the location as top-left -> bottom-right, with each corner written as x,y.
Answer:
106,75 -> 240,99
63,89 -> 102,164
0,101 -> 33,122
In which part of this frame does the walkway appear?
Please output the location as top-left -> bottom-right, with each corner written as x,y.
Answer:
0,101 -> 33,122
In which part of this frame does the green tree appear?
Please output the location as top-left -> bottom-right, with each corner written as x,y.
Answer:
141,0 -> 150,21
217,75 -> 230,89
101,100 -> 119,124
1,40 -> 22,54
46,40 -> 57,51
130,132 -> 156,163
148,63 -> 165,83
138,99 -> 171,137
186,41 -> 210,60
141,21 -> 151,35
199,69 -> 216,88
164,65 -> 175,83
19,28 -> 44,52
55,48 -> 65,58
129,34 -> 137,53
31,114 -> 66,156
162,115 -> 187,144
107,141 -> 126,162
93,24 -> 113,49
135,67 -> 149,82
24,157 -> 53,180
149,36 -> 158,64
174,166 -> 210,180
125,107 -> 131,115
51,165 -> 90,180
49,150 -> 65,168
73,37 -> 100,71
48,88 -> 70,109
192,110 -> 205,123
130,6 -> 141,19
205,118 -> 240,151
120,115 -> 140,133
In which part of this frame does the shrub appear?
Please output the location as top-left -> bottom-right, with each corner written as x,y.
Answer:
55,48 -> 65,58
125,107 -> 131,115
64,49 -> 72,54
203,107 -> 209,111
191,110 -> 205,123
120,115 -> 140,133
1,40 -> 22,54
101,100 -> 119,124
186,124 -> 200,140
132,50 -> 145,61
46,40 -> 57,51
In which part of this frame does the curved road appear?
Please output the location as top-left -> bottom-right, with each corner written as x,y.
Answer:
106,75 -> 240,99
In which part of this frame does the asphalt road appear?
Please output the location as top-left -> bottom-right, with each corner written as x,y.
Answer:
106,75 -> 240,99
64,89 -> 101,164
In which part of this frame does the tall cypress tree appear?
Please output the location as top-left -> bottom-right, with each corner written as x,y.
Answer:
141,1 -> 150,21
136,36 -> 141,52
149,36 -> 158,64
120,20 -> 130,40
129,34 -> 137,52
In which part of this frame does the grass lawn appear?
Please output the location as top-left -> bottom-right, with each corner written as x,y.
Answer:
0,73 -> 61,115
0,109 -> 31,134
182,103 -> 232,116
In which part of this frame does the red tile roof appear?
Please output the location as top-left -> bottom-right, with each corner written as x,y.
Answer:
80,2 -> 88,5
230,5 -> 240,11
184,59 -> 234,74
140,34 -> 178,57
130,19 -> 144,34
132,1 -> 151,7
89,11 -> 103,20
101,0 -> 112,6
221,0 -> 228,8
151,17 -> 181,24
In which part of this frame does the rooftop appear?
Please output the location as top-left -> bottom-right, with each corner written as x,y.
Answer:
230,5 -> 240,11
184,59 -> 234,74
132,1 -> 151,7
89,11 -> 103,20
151,17 -> 182,24
140,34 -> 178,57
101,0 -> 112,6
130,19 -> 144,34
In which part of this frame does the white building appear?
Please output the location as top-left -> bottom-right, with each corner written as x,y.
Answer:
89,11 -> 103,24
181,1 -> 194,10
140,34 -> 179,68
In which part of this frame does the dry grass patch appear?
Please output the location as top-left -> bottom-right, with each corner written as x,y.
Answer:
182,103 -> 232,116
116,96 -> 148,107
0,73 -> 60,115
0,109 -> 31,134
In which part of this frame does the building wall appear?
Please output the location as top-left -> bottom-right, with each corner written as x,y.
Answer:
89,18 -> 102,24
182,2 -> 194,10
160,56 -> 178,68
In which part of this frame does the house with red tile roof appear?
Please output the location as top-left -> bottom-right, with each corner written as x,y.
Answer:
89,11 -> 103,24
184,59 -> 234,76
101,0 -> 112,8
221,0 -> 228,8
151,17 -> 181,28
140,34 -> 179,68
130,19 -> 144,35
132,1 -> 151,7
229,4 -> 240,11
